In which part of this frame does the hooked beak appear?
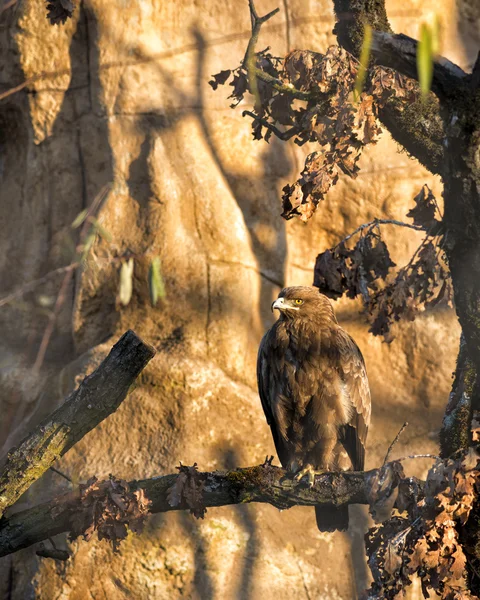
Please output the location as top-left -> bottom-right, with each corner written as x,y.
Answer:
271,297 -> 285,312
272,297 -> 299,312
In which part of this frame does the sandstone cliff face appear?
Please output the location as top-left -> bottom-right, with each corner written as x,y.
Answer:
0,1 -> 476,598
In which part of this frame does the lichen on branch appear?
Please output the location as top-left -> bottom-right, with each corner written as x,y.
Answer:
0,330 -> 156,519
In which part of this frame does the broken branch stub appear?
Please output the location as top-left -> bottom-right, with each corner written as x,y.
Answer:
0,330 -> 156,518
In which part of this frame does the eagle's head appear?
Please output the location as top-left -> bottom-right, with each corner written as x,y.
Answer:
271,286 -> 337,323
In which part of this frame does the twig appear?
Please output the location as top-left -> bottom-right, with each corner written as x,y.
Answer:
243,1 -> 314,102
36,544 -> 70,562
334,219 -> 424,249
0,264 -> 79,308
383,421 -> 408,465
0,0 -> 17,14
32,184 -> 111,374
0,330 -> 156,519
0,75 -> 41,102
394,454 -> 440,462
242,110 -> 300,140
50,467 -> 72,484
32,268 -> 75,373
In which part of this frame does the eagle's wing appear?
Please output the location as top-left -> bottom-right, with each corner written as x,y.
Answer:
335,327 -> 371,471
257,330 -> 274,426
257,328 -> 289,467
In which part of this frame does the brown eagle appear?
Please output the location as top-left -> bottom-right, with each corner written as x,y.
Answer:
257,286 -> 371,531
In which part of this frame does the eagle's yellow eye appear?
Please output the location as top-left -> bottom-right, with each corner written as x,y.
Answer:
294,299 -> 303,305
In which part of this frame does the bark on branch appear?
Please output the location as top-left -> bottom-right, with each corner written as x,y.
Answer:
0,330 -> 156,519
370,31 -> 467,101
332,0 -> 447,176
0,463 -> 419,558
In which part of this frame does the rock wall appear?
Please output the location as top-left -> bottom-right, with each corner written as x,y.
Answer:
0,0 -> 476,598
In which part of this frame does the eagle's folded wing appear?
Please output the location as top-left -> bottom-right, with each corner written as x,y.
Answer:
336,327 -> 371,471
257,331 -> 274,426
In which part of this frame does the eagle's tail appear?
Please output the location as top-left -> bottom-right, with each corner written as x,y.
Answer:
315,505 -> 349,532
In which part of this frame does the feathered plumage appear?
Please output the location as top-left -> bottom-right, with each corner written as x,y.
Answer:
257,286 -> 371,531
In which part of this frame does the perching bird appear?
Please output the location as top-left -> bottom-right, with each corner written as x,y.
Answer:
257,286 -> 371,531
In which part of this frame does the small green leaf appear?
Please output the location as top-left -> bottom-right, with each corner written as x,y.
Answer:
80,229 -> 97,262
354,24 -> 372,101
149,257 -> 166,307
90,218 -> 112,243
118,258 -> 134,306
417,23 -> 433,99
71,208 -> 88,229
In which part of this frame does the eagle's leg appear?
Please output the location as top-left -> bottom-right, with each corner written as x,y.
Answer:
294,433 -> 337,486
293,464 -> 326,487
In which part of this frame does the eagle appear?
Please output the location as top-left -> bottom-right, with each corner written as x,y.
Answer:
257,286 -> 371,531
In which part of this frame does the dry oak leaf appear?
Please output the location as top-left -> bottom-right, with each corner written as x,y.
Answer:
167,463 -> 207,519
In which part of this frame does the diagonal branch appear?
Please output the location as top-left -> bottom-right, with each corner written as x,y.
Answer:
370,31 -> 467,101
0,330 -> 156,519
332,0 -> 447,176
0,463 -> 421,558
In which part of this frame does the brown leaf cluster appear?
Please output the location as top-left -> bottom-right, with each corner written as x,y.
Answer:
45,0 -> 75,25
366,450 -> 480,599
210,45 -> 418,222
407,185 -> 442,231
167,463 -> 206,519
68,476 -> 151,552
280,47 -> 382,221
314,225 -> 395,303
367,461 -> 405,524
313,187 -> 451,340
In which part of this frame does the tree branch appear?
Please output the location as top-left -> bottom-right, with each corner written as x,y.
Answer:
0,330 -> 156,518
243,1 -> 315,102
332,0 -> 447,176
332,218 -> 425,248
370,31 -> 467,101
440,334 -> 476,458
0,463 -> 421,558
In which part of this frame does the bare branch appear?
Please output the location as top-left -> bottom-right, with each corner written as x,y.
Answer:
383,422 -> 409,465
0,463 -> 421,558
333,218 -> 425,248
0,0 -> 17,14
243,0 -> 315,101
242,110 -> 300,140
0,330 -> 156,518
0,264 -> 79,308
32,184 -> 111,373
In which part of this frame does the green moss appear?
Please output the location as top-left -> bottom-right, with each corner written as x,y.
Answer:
440,396 -> 472,457
225,467 -> 266,503
380,94 -> 444,174
332,0 -> 392,56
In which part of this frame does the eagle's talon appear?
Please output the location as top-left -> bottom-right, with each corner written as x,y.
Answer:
293,464 -> 326,487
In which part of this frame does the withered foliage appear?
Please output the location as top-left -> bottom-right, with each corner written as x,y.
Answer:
66,476 -> 151,552
313,186 -> 451,340
366,450 -> 480,599
211,46 -> 416,221
167,463 -> 207,519
45,0 -> 75,25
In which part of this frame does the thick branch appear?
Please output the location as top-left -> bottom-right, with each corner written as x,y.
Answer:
440,335 -> 475,458
0,464 -> 419,557
370,31 -> 467,101
0,330 -> 156,518
332,0 -> 446,176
